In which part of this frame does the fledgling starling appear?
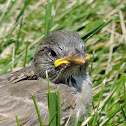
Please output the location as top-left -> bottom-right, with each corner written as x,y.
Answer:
0,30 -> 92,126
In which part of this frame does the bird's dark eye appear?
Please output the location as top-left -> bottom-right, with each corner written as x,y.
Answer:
50,50 -> 57,57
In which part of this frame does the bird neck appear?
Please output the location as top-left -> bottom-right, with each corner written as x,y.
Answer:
65,73 -> 92,92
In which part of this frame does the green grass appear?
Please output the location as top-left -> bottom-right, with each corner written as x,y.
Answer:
32,94 -> 44,126
46,70 -> 61,126
16,115 -> 20,126
0,0 -> 126,126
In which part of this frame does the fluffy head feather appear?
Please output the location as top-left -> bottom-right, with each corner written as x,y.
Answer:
33,30 -> 90,91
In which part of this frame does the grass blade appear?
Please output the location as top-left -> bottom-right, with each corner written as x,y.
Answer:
47,92 -> 57,126
56,88 -> 60,126
16,115 -> 20,126
0,0 -> 18,27
46,71 -> 61,126
84,14 -> 118,41
102,103 -> 126,126
46,71 -> 56,126
32,95 -> 43,126
44,0 -> 53,37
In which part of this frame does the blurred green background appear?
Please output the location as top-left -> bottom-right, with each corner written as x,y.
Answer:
0,0 -> 126,125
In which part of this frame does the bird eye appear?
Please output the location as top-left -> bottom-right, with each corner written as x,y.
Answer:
50,50 -> 57,57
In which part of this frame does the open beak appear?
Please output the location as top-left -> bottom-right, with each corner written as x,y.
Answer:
54,52 -> 90,67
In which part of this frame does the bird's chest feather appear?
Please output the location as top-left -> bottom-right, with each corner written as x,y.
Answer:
64,73 -> 93,119
66,73 -> 92,92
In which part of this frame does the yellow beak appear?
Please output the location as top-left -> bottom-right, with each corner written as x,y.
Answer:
54,54 -> 90,67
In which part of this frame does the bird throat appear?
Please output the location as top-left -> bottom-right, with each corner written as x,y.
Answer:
51,65 -> 87,91
65,75 -> 83,92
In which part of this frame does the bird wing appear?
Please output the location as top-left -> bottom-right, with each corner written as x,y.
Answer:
0,67 -> 36,84
0,79 -> 78,126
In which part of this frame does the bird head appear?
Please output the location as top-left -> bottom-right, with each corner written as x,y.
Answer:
33,30 -> 90,88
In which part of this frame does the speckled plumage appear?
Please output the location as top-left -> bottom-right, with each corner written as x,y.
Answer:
0,30 -> 92,126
